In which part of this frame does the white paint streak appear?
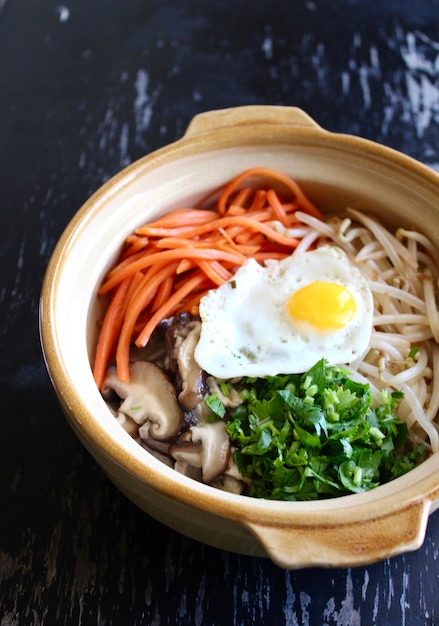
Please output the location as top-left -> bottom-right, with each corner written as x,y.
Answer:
341,28 -> 439,142
283,572 -> 299,625
359,64 -> 372,108
372,584 -> 380,623
370,46 -> 380,74
56,5 -> 70,23
262,26 -> 273,60
323,595 -> 336,621
119,122 -> 130,168
99,108 -> 117,151
192,90 -> 202,102
341,71 -> 350,96
311,42 -> 326,87
399,31 -> 439,137
351,42 -> 381,109
336,570 -> 361,626
323,570 -> 361,626
400,569 -> 410,626
300,591 -> 311,625
361,568 -> 369,601
194,573 -> 206,626
385,559 -> 394,610
134,69 -> 153,144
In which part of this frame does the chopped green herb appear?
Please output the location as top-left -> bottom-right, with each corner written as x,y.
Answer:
219,380 -> 232,396
204,393 -> 226,418
225,359 -> 424,501
409,346 -> 420,359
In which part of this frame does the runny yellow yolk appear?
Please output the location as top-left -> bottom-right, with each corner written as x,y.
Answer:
285,281 -> 357,332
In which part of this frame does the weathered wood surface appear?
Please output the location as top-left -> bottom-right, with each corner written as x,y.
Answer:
1,1 -> 439,624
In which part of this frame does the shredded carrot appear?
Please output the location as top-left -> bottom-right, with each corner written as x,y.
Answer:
115,263 -> 179,381
92,276 -> 133,388
195,259 -> 233,285
151,275 -> 175,312
176,258 -> 194,274
266,189 -> 290,227
99,246 -> 246,295
216,166 -> 323,219
92,166 -> 325,385
145,208 -> 218,228
121,235 -> 150,259
135,272 -> 207,349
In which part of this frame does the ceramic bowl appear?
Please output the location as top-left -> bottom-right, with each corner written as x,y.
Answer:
40,105 -> 439,569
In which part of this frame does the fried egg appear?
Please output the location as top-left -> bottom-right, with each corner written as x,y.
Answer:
194,246 -> 374,378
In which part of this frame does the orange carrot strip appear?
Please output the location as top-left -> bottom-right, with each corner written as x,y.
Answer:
230,187 -> 253,208
214,239 -> 261,256
135,225 -> 211,238
254,251 -> 290,262
100,247 -> 246,294
196,259 -> 232,285
116,262 -> 180,381
135,208 -> 274,239
130,262 -> 180,314
247,189 -> 268,212
140,214 -> 264,245
282,202 -> 300,213
224,204 -> 246,216
176,258 -> 194,274
217,226 -> 239,248
120,217 -> 298,282
140,208 -> 217,229
104,244 -> 161,283
209,216 -> 301,247
229,207 -> 273,222
217,167 -> 323,219
174,289 -> 211,316
92,276 -> 133,388
266,189 -> 290,227
151,275 -> 175,312
135,272 -> 207,348
155,238 -> 223,250
120,235 -> 150,259
235,231 -> 265,245
123,270 -> 147,309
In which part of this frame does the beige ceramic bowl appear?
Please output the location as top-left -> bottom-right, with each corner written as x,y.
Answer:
40,105 -> 439,569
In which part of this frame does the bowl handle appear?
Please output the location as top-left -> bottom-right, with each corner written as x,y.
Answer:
244,499 -> 431,569
184,105 -> 322,137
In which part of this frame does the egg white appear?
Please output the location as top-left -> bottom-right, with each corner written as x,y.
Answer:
194,246 -> 374,378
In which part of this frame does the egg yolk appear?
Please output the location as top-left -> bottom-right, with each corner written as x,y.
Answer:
285,281 -> 356,331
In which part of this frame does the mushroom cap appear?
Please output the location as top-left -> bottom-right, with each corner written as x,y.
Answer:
169,420 -> 231,484
165,318 -> 208,409
102,361 -> 183,441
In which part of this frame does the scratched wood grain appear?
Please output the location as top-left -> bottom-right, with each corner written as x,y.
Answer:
1,1 -> 439,624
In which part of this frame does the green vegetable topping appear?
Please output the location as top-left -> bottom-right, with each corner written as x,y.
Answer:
220,359 -> 424,501
409,346 -> 420,360
204,393 -> 226,418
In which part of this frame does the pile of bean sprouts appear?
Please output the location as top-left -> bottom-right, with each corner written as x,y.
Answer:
276,208 -> 439,454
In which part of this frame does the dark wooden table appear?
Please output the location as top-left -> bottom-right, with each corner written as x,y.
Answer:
2,1 -> 439,624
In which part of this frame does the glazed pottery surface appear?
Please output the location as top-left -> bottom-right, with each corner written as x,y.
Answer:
40,106 -> 439,568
